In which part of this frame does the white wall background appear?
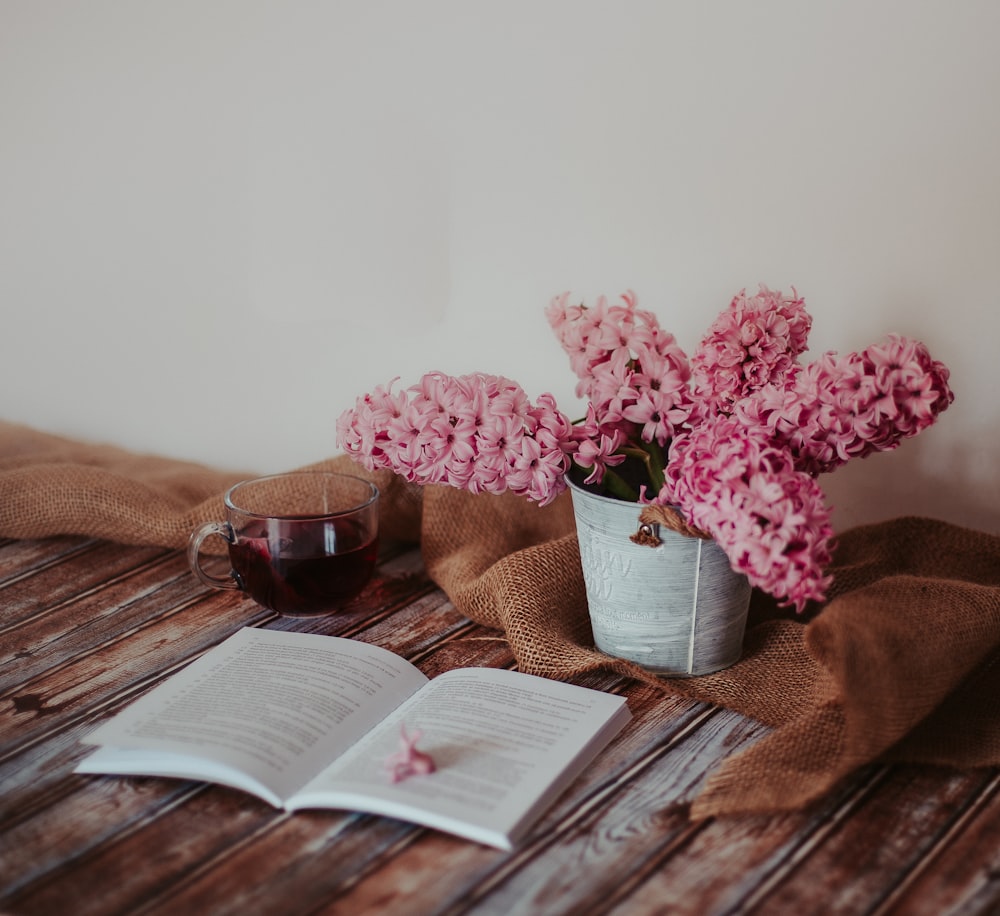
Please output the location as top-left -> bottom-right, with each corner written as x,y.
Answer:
2,0 -> 998,534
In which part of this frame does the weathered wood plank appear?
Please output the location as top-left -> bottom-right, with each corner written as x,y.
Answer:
737,765 -> 1000,915
0,551 -> 232,693
0,539 -> 173,627
4,535 -> 999,916
599,766 -> 1000,916
0,546 -> 437,754
0,588 -> 268,762
0,535 -> 96,582
853,769 -> 1000,916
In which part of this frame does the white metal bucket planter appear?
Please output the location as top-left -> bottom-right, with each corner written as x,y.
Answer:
568,479 -> 752,677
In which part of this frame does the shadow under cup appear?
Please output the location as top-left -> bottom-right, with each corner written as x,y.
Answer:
187,472 -> 380,617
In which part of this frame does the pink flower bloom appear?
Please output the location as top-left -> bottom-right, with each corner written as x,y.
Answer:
477,411 -> 526,464
337,371 -> 574,503
735,335 -> 954,476
691,285 -> 812,412
621,387 -> 685,446
528,393 -> 575,450
506,435 -> 572,505
384,723 -> 436,783
335,378 -> 411,472
569,406 -> 627,485
546,290 -> 687,407
664,417 -> 834,612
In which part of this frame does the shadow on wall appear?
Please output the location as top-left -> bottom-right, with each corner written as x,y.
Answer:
821,432 -> 1000,536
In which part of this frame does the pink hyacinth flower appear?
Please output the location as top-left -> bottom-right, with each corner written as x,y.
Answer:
337,371 -> 575,505
664,415 -> 834,612
734,334 -> 954,476
384,723 -> 436,783
691,284 -> 812,413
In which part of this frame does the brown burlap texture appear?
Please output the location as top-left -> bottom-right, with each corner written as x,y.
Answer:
3,419 -> 999,819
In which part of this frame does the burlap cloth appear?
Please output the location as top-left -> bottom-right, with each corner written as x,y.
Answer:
3,419 -> 999,819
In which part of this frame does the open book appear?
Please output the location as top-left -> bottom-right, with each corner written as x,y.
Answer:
75,627 -> 631,850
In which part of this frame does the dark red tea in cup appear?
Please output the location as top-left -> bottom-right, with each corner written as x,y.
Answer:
228,518 -> 378,616
188,472 -> 380,617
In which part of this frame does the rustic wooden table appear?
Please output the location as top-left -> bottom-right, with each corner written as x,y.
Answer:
2,534 -> 1000,915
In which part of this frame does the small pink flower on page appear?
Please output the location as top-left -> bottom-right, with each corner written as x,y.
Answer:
384,724 -> 436,783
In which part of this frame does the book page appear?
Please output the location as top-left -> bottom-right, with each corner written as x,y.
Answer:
76,628 -> 428,803
290,667 -> 630,848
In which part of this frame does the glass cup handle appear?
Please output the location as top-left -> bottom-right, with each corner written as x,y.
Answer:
187,521 -> 239,590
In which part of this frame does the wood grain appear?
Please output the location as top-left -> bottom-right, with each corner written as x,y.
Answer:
1,536 -> 998,915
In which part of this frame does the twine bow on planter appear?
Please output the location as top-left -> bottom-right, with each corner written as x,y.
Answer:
630,504 -> 712,547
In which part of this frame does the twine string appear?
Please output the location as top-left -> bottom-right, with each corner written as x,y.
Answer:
629,504 -> 711,546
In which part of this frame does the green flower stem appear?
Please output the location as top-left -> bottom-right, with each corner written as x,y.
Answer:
601,469 -> 640,502
645,440 -> 667,492
619,442 -> 667,494
570,437 -> 670,502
